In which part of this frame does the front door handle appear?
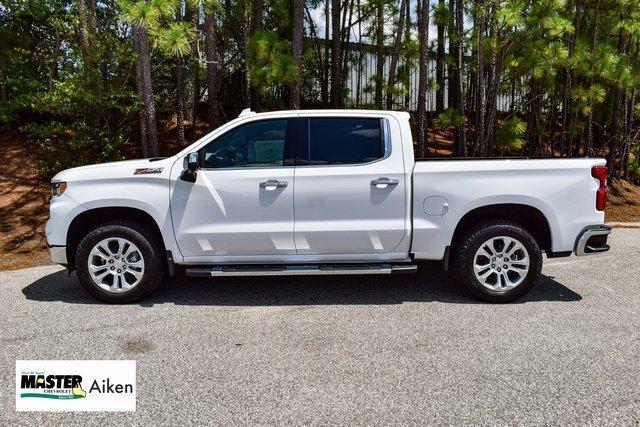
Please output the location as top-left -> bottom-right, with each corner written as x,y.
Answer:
260,179 -> 288,190
371,177 -> 399,188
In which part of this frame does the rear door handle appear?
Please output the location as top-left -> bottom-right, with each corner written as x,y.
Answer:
371,177 -> 399,188
260,179 -> 288,190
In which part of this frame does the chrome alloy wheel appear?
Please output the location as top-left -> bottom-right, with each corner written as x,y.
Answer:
473,236 -> 530,291
87,238 -> 145,293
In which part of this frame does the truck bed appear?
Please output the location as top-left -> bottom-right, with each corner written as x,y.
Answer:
410,157 -> 606,260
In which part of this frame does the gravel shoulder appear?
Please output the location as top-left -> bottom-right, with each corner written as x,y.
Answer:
1,229 -> 639,424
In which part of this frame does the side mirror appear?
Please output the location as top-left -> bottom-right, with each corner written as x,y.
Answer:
180,152 -> 199,182
187,152 -> 199,171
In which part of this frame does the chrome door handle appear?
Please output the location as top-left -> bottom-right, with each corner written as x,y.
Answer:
260,179 -> 288,190
371,177 -> 399,188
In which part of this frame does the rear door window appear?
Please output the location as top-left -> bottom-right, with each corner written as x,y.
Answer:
299,118 -> 385,165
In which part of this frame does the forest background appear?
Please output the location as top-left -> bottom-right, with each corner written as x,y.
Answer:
0,0 -> 639,269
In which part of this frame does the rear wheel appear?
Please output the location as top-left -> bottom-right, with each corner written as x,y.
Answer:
75,221 -> 164,303
452,220 -> 542,303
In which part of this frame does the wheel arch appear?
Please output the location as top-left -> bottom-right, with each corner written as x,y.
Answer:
449,203 -> 553,255
66,207 -> 166,269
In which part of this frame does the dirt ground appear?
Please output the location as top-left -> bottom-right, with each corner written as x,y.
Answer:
0,134 -> 51,270
0,132 -> 638,272
606,178 -> 640,222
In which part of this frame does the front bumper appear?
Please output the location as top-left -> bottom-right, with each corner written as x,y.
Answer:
45,193 -> 85,266
574,225 -> 611,256
48,244 -> 67,264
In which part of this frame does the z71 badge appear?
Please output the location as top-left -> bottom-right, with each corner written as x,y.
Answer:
133,167 -> 163,175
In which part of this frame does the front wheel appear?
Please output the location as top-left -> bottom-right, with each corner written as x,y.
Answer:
452,220 -> 542,303
75,221 -> 164,303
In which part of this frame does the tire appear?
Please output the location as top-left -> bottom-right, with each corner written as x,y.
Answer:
452,220 -> 542,303
75,221 -> 165,303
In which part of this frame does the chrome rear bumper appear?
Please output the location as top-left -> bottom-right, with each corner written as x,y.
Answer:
574,225 -> 611,256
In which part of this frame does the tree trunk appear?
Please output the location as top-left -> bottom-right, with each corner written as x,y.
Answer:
339,0 -> 355,101
435,0 -> 445,113
546,79 -> 559,156
241,2 -> 251,108
290,0 -> 304,109
466,55 -> 475,117
133,25 -> 158,157
48,30 -> 61,91
453,0 -> 466,156
374,0 -> 385,108
251,0 -> 262,35
205,9 -> 221,129
562,0 -> 581,156
322,0 -> 330,106
509,77 -> 515,114
133,27 -> 147,156
526,76 -> 540,156
0,57 -> 8,103
330,0 -> 342,108
447,0 -> 455,109
403,0 -> 411,109
305,4 -> 328,105
175,56 -> 185,145
622,42 -> 639,177
192,66 -> 200,135
473,1 -> 485,157
189,3 -> 200,136
609,28 -> 627,177
622,87 -> 636,177
355,0 -> 364,107
416,0 -> 429,157
483,4 -> 501,155
249,0 -> 263,110
86,0 -> 97,38
585,2 -> 600,157
386,0 -> 407,110
75,0 -> 92,75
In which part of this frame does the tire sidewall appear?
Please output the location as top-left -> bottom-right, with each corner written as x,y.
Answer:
75,222 -> 163,303
455,221 -> 542,303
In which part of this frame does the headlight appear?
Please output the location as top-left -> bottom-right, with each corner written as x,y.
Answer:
51,181 -> 67,197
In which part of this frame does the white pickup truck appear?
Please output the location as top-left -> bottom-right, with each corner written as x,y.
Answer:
46,109 -> 611,303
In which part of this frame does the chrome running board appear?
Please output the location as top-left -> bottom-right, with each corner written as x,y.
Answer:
185,263 -> 418,277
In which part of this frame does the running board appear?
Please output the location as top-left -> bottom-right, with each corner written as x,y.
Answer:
185,263 -> 418,277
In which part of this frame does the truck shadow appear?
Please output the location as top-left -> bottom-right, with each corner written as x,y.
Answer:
21,263 -> 582,306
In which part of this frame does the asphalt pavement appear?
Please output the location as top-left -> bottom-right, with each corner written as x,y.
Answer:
2,228 -> 639,424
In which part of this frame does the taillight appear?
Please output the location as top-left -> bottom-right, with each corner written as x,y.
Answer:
591,166 -> 607,211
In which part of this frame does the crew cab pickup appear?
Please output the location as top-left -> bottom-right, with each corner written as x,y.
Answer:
46,109 -> 611,303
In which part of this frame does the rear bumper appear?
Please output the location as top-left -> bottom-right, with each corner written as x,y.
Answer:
574,225 -> 611,256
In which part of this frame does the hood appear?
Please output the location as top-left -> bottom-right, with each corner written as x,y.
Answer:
52,157 -> 176,182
